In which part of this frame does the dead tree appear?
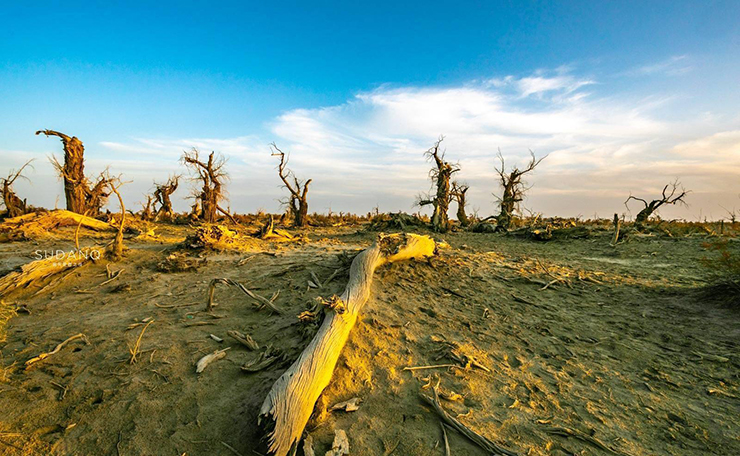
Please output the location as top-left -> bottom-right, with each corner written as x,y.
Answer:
417,137 -> 459,233
140,195 -> 154,221
451,181 -> 470,227
181,149 -> 229,223
494,150 -> 545,231
259,234 -> 437,456
106,176 -> 127,260
625,180 -> 689,229
2,160 -> 34,218
270,144 -> 312,227
153,175 -> 180,221
36,129 -> 112,215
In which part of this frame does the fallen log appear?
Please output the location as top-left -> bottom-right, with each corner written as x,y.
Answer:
0,209 -> 113,241
258,233 -> 437,456
0,248 -> 101,297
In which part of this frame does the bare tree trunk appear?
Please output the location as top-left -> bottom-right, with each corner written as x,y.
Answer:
452,182 -> 469,227
182,150 -> 228,224
611,213 -> 620,246
259,234 -> 437,456
418,137 -> 459,233
154,175 -> 179,222
37,130 -> 111,215
295,198 -> 309,228
106,180 -> 126,260
36,130 -> 87,213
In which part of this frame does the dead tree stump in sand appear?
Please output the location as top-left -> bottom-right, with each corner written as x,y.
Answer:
153,174 -> 180,222
270,143 -> 312,228
417,136 -> 459,233
452,181 -> 470,228
181,149 -> 229,223
1,160 -> 34,218
258,233 -> 437,456
106,178 -> 127,260
494,150 -> 546,232
36,129 -> 112,215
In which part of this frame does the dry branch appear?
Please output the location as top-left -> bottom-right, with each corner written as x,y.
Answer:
128,320 -> 154,364
25,333 -> 89,369
207,278 -> 282,314
420,386 -> 518,456
258,233 -> 437,456
195,347 -> 230,373
228,330 -> 259,350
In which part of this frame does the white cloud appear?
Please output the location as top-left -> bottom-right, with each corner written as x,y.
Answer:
4,65 -> 738,219
628,55 -> 694,77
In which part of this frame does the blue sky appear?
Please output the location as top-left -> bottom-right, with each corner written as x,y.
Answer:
2,1 -> 739,219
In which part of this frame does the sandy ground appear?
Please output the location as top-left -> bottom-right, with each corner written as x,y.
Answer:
0,223 -> 738,455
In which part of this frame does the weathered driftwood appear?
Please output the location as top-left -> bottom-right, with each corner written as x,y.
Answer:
195,347 -> 230,374
228,330 -> 259,350
0,248 -> 101,297
0,209 -> 113,235
258,233 -> 437,456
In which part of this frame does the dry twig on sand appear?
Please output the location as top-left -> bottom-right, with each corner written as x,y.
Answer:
207,277 -> 282,314
128,320 -> 154,364
542,426 -> 625,455
420,386 -> 518,456
228,330 -> 259,350
25,333 -> 89,369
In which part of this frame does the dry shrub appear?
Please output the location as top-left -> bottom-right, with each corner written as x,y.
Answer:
308,212 -> 363,227
701,239 -> 740,306
367,212 -> 427,232
184,224 -> 261,251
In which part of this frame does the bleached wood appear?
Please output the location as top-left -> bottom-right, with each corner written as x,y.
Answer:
258,233 -> 436,456
0,247 -> 101,297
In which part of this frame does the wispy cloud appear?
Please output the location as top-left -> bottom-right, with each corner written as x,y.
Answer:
627,55 -> 694,76
6,63 -> 738,219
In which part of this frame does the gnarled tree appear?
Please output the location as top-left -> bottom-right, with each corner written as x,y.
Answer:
494,150 -> 545,231
270,143 -> 312,227
417,137 -> 459,233
2,160 -> 34,218
181,149 -> 229,223
451,181 -> 470,227
153,175 -> 180,222
625,180 -> 689,229
36,129 -> 112,215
